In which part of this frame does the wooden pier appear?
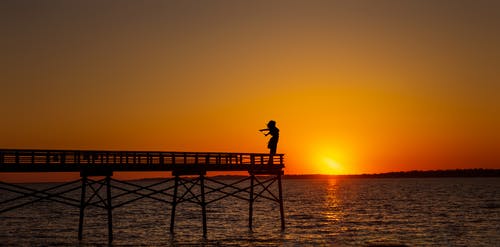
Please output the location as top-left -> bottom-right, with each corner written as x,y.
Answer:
0,149 -> 285,243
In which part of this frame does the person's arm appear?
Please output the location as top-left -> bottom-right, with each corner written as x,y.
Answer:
259,128 -> 270,136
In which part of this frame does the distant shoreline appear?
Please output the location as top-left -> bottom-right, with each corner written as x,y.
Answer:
132,169 -> 500,181
209,169 -> 500,180
283,169 -> 500,179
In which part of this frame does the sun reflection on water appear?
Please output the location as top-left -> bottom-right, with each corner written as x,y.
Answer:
322,179 -> 344,223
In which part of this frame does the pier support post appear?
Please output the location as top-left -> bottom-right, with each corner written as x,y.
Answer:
78,176 -> 87,240
77,169 -> 114,243
170,175 -> 179,233
248,173 -> 254,230
200,174 -> 207,237
278,172 -> 285,230
106,175 -> 113,243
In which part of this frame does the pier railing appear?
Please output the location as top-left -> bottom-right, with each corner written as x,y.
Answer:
0,149 -> 284,171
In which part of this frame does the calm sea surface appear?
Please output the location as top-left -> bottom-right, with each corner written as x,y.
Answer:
1,177 -> 499,246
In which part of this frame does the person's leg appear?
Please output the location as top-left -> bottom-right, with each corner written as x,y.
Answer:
269,146 -> 276,164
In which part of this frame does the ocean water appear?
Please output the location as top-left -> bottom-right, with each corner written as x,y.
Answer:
1,177 -> 499,246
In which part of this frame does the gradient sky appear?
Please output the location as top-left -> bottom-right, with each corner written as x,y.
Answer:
1,0 -> 499,178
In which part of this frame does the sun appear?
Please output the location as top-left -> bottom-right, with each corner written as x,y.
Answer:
309,143 -> 354,175
324,157 -> 342,171
321,157 -> 344,175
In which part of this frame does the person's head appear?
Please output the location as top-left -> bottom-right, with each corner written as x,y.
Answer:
267,120 -> 276,128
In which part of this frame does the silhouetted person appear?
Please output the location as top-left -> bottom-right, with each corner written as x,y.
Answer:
259,120 -> 279,164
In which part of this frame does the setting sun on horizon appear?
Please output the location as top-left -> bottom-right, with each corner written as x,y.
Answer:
1,1 -> 499,182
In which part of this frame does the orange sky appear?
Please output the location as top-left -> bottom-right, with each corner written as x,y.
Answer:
1,1 -> 499,181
